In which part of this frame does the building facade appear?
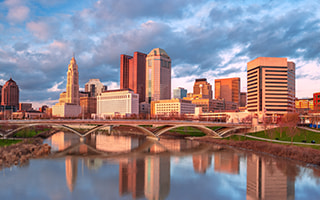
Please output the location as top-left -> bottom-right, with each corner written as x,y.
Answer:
247,57 -> 295,115
215,77 -> 240,106
1,78 -> 19,109
19,103 -> 32,111
193,78 -> 213,99
295,98 -> 313,114
96,89 -> 139,118
313,92 -> 320,112
80,97 -> 96,118
120,52 -> 147,103
52,56 -> 81,117
145,48 -> 171,103
150,99 -> 195,116
66,56 -> 79,105
240,92 -> 247,107
85,79 -> 107,97
173,87 -> 187,99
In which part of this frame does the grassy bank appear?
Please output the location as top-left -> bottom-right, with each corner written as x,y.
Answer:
169,127 -> 206,137
14,128 -> 50,138
0,139 -> 22,147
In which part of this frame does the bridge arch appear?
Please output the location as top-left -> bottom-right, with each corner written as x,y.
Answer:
3,123 -> 84,138
155,125 -> 221,138
85,124 -> 158,138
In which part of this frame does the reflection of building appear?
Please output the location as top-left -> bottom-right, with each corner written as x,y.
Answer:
214,151 -> 239,174
193,154 -> 212,174
145,156 -> 170,200
120,52 -> 147,103
215,77 -> 240,107
145,48 -> 171,103
65,157 -> 78,192
247,57 -> 295,115
85,79 -> 107,97
52,56 -> 81,117
150,99 -> 195,116
48,131 -> 80,151
95,135 -> 141,152
246,154 -> 295,200
119,159 -> 145,199
96,89 -> 139,118
1,78 -> 19,109
173,87 -> 187,99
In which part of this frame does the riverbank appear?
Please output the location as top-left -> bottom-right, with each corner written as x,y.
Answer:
0,138 -> 51,168
192,136 -> 320,166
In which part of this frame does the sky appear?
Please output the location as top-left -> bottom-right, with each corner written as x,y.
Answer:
0,0 -> 320,108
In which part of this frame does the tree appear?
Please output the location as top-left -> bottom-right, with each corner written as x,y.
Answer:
281,113 -> 300,144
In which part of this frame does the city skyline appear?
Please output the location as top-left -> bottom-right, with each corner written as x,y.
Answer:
0,0 -> 320,108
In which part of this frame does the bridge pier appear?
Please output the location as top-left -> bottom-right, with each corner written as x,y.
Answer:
80,137 -> 86,143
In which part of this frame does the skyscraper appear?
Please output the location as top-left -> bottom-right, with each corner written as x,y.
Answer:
145,48 -> 171,103
52,56 -> 81,117
215,77 -> 240,106
66,56 -> 79,105
173,87 -> 187,99
85,79 -> 107,97
120,52 -> 147,102
247,57 -> 295,114
193,78 -> 213,99
1,78 -> 19,109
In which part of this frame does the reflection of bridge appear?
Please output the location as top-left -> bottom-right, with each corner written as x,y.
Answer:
49,137 -> 214,159
0,119 -> 251,139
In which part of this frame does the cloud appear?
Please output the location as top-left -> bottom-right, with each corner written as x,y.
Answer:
4,0 -> 30,23
26,21 -> 51,41
13,42 -> 29,51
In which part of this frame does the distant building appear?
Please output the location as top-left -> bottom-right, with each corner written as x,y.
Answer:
139,102 -> 150,114
247,57 -> 295,115
240,92 -> 247,107
150,99 -> 195,116
52,56 -> 81,118
19,103 -> 32,111
80,97 -> 96,118
96,89 -> 139,118
145,48 -> 171,103
173,87 -> 187,99
193,78 -> 213,99
120,52 -> 147,102
1,78 -> 19,110
313,92 -> 320,112
85,79 -> 107,97
215,77 -> 240,107
0,85 -> 2,104
295,98 -> 313,114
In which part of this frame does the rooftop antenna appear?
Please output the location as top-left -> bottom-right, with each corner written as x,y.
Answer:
72,52 -> 75,58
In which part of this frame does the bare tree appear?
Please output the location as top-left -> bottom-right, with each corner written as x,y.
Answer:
281,113 -> 300,144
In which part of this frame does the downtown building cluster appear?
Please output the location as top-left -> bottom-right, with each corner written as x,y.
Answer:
3,47 -> 320,123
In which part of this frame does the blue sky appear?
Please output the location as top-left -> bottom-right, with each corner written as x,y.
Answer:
0,0 -> 320,108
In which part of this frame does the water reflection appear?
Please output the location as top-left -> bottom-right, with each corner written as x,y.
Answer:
246,154 -> 295,200
2,131 -> 320,199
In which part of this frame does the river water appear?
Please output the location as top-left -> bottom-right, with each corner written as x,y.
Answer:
0,131 -> 320,200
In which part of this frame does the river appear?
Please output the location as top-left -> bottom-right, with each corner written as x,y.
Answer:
0,131 -> 320,200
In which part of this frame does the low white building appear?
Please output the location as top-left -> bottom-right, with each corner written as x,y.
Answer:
151,99 -> 195,116
52,103 -> 81,118
96,89 -> 139,118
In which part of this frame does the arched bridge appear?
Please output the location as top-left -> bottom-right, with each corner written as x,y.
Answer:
0,119 -> 251,139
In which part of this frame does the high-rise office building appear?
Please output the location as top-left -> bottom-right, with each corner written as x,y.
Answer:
120,52 -> 147,102
247,57 -> 295,114
0,85 -> 2,104
52,56 -> 81,117
1,78 -> 19,109
215,77 -> 240,106
85,79 -> 107,97
145,48 -> 171,103
240,92 -> 247,107
66,56 -> 79,105
173,87 -> 187,99
193,78 -> 213,99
